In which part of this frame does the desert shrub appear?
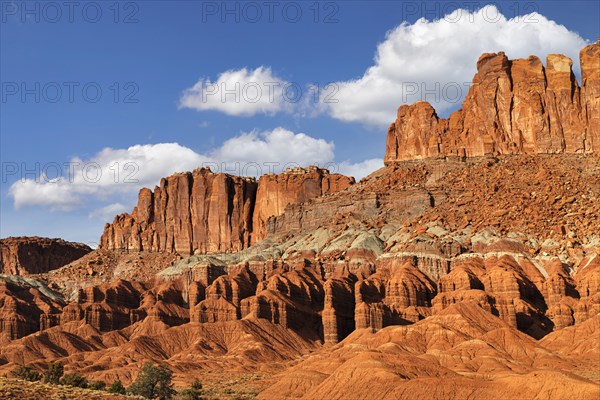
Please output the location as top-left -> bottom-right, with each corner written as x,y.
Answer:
60,372 -> 88,388
128,362 -> 176,399
12,365 -> 41,382
89,380 -> 107,390
174,379 -> 205,400
190,380 -> 202,391
108,379 -> 127,394
43,362 -> 64,384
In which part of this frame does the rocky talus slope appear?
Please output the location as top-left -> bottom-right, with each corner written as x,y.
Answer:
0,237 -> 91,275
0,43 -> 598,399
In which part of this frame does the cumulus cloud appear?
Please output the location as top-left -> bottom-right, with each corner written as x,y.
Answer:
179,67 -> 292,116
324,5 -> 588,127
9,143 -> 209,211
338,158 -> 384,181
9,128 -> 382,211
210,127 -> 334,168
89,203 -> 128,222
178,7 -> 587,126
9,178 -> 83,211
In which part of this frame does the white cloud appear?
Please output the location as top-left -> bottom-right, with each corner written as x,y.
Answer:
9,143 -> 209,211
338,158 -> 383,181
8,128 -> 359,211
8,178 -> 82,211
178,7 -> 587,126
324,5 -> 588,127
210,127 -> 334,169
179,67 -> 291,116
89,203 -> 128,222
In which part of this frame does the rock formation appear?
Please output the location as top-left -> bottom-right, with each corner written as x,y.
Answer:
9,153 -> 595,350
385,40 -> 600,163
581,40 -> 600,150
100,167 -> 353,255
240,267 -> 325,338
252,166 -> 354,243
0,237 -> 91,275
257,304 -> 600,400
191,266 -> 257,323
0,275 -> 64,343
100,168 -> 258,254
322,273 -> 356,343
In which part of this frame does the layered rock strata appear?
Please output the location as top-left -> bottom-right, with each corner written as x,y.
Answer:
3,251 -> 597,344
100,167 -> 353,254
385,41 -> 600,163
0,237 -> 91,275
252,166 -> 354,243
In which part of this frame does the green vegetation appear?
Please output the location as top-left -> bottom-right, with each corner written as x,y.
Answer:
43,362 -> 64,384
174,379 -> 206,400
61,371 -> 89,388
0,375 -> 134,399
89,380 -> 107,390
11,365 -> 41,382
108,379 -> 127,394
8,362 -> 207,399
128,361 -> 176,399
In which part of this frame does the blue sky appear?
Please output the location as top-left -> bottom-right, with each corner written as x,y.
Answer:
1,1 -> 599,246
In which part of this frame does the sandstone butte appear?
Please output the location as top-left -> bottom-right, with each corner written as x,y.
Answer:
99,165 -> 354,255
385,41 -> 600,162
0,237 -> 91,275
0,42 -> 599,400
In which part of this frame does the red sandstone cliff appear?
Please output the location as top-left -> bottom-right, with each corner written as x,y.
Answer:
385,41 -> 600,163
0,237 -> 91,275
100,168 -> 258,254
251,166 -> 354,244
100,167 -> 353,254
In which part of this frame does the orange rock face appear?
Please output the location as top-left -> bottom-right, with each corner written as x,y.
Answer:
258,304 -> 600,400
0,276 -> 64,343
0,237 -> 91,275
580,41 -> 600,152
385,41 -> 600,163
100,167 -> 352,255
100,168 -> 258,254
252,167 -> 354,244
322,274 -> 356,344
